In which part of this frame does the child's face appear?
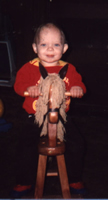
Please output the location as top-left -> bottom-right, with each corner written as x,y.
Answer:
32,27 -> 68,66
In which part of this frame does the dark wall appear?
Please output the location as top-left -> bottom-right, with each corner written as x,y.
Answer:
48,1 -> 108,109
0,0 -> 49,67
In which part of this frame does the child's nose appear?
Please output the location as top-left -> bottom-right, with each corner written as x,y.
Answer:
47,45 -> 53,50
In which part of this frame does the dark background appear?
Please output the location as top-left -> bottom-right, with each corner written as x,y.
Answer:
0,0 -> 108,198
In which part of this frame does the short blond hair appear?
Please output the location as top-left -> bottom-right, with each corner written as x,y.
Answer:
33,23 -> 67,45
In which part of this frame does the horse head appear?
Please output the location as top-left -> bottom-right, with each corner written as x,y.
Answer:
35,63 -> 68,142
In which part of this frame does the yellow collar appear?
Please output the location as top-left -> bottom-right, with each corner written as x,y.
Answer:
29,58 -> 68,67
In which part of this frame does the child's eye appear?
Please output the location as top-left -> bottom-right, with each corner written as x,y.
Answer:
41,44 -> 46,46
55,44 -> 60,46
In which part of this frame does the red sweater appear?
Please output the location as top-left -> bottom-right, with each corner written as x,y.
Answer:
14,58 -> 86,114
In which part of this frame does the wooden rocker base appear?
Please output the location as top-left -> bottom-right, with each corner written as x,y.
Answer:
34,138 -> 71,199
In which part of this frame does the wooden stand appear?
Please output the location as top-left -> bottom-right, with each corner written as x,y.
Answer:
34,123 -> 71,199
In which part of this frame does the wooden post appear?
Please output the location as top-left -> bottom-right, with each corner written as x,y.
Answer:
34,155 -> 47,199
57,155 -> 71,199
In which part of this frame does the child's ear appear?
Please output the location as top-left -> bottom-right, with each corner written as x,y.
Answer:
63,43 -> 68,54
32,43 -> 37,54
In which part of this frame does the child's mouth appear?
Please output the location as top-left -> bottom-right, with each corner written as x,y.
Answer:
46,55 -> 54,58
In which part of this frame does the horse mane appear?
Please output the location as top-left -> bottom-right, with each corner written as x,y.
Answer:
35,73 -> 67,142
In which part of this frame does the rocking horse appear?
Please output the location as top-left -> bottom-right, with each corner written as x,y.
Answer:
24,63 -> 71,199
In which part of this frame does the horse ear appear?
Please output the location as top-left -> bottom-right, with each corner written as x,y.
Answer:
39,63 -> 48,79
59,64 -> 68,79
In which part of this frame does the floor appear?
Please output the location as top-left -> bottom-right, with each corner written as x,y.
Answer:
0,85 -> 108,199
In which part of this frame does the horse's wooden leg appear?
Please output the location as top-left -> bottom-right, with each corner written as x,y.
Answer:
56,154 -> 71,199
34,154 -> 47,199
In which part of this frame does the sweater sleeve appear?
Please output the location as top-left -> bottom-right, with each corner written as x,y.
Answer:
67,63 -> 86,94
14,62 -> 39,97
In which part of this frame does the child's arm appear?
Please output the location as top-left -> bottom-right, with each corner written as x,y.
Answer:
14,63 -> 41,97
70,86 -> 84,98
66,64 -> 86,98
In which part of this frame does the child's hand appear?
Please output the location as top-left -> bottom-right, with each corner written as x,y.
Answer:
27,86 -> 40,98
70,86 -> 83,98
